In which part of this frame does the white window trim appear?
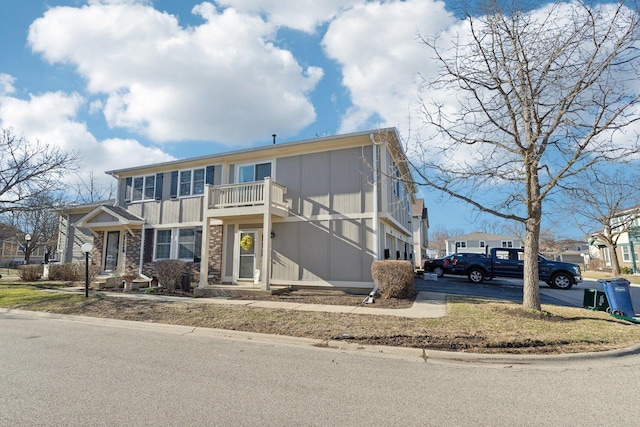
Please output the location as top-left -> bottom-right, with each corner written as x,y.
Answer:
455,241 -> 467,249
502,240 -> 514,248
621,245 -> 631,263
131,175 -> 156,202
479,241 -> 486,248
237,161 -> 274,183
154,227 -> 202,261
178,167 -> 206,198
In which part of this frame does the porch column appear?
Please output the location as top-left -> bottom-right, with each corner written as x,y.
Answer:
261,178 -> 272,290
199,217 -> 211,287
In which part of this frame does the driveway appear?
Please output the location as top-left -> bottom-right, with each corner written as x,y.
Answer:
415,275 -> 640,313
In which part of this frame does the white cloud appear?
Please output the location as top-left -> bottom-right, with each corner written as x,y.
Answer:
27,1 -> 322,146
0,74 -> 16,96
322,0 -> 457,136
0,89 -> 174,189
216,0 -> 363,33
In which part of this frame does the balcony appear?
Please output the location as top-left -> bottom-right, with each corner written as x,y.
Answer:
205,178 -> 289,218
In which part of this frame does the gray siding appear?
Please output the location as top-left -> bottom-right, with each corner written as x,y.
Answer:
271,218 -> 374,282
276,146 -> 373,217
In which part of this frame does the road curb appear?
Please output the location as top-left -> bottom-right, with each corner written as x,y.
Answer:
3,308 -> 640,365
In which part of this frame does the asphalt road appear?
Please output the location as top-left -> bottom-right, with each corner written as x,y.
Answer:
416,275 -> 640,314
2,310 -> 640,426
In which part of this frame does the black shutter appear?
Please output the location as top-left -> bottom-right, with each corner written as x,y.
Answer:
170,171 -> 178,198
124,177 -> 132,202
143,228 -> 154,263
205,166 -> 214,185
155,173 -> 163,200
194,227 -> 203,263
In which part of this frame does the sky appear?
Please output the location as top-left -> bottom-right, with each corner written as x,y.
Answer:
0,0 -> 602,237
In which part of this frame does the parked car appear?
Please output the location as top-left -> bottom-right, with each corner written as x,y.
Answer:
450,247 -> 582,289
423,253 -> 486,278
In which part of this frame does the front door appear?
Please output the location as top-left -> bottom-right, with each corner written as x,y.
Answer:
104,231 -> 120,272
238,231 -> 258,281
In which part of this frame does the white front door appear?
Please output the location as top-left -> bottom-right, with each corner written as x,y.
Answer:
237,230 -> 259,281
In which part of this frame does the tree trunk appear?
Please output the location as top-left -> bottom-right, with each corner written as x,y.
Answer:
522,216 -> 542,311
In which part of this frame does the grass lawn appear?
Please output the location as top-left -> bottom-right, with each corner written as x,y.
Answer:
1,283 -> 639,355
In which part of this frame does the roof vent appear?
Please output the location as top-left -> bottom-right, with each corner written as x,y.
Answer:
272,134 -> 276,144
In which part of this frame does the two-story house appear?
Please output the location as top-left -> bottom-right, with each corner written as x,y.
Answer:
56,128 -> 421,292
444,232 -> 522,255
589,205 -> 640,273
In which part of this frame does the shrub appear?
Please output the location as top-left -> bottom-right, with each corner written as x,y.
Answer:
371,260 -> 415,299
586,258 -> 605,271
155,260 -> 187,290
18,264 -> 43,282
48,263 -> 83,282
621,266 -> 633,275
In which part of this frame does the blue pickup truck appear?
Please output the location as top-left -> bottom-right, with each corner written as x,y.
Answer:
452,248 -> 582,289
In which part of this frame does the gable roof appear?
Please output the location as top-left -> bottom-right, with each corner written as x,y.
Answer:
75,205 -> 144,233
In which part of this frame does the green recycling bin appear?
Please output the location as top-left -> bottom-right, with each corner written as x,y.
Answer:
583,288 -> 609,312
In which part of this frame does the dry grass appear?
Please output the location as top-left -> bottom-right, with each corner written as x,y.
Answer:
1,284 -> 639,354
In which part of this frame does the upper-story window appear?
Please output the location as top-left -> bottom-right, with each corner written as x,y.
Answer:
169,166 -> 214,199
479,241 -> 486,248
455,241 -> 467,249
126,174 -> 158,202
502,241 -> 514,248
238,162 -> 272,183
179,168 -> 205,197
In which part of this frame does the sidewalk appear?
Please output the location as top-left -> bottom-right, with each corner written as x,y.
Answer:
48,287 -> 448,318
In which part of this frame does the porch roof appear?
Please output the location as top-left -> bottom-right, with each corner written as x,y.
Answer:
75,205 -> 144,234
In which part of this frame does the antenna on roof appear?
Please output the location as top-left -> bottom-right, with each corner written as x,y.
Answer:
272,134 -> 276,144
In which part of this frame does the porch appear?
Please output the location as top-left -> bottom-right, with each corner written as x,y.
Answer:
199,177 -> 289,291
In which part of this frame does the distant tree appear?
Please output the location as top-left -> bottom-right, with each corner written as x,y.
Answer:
70,171 -> 115,204
410,0 -> 640,310
0,128 -> 79,214
428,226 -> 465,256
3,193 -> 64,263
567,169 -> 640,275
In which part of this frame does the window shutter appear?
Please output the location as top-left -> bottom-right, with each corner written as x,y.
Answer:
194,227 -> 203,263
124,177 -> 132,203
143,228 -> 154,263
170,171 -> 178,198
205,166 -> 214,185
155,173 -> 163,200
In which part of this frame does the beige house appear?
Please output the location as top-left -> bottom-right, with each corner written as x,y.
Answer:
445,232 -> 522,255
57,128 -> 422,292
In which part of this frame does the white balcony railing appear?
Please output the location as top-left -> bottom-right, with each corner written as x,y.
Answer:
207,178 -> 287,211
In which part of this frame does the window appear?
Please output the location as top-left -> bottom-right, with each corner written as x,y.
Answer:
455,241 -> 467,249
622,245 -> 631,262
179,168 -> 206,197
479,241 -> 486,248
154,227 -> 202,261
238,162 -> 272,183
155,230 -> 172,259
502,241 -> 514,248
178,228 -> 195,259
129,175 -> 155,202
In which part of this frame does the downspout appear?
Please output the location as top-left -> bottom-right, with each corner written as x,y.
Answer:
364,133 -> 379,304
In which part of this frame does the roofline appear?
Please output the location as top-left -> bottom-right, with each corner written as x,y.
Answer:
105,127 -> 399,178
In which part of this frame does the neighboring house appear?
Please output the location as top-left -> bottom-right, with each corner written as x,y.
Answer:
540,239 -> 589,266
0,239 -> 48,266
57,128 -> 418,291
444,232 -> 522,255
589,206 -> 640,273
411,199 -> 429,269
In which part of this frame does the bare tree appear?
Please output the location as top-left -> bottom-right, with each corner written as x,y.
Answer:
0,128 -> 79,214
568,169 -> 640,275
2,193 -> 64,263
70,171 -> 115,204
410,0 -> 640,310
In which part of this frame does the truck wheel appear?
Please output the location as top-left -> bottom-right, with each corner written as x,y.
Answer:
434,267 -> 444,278
468,268 -> 485,284
549,272 -> 573,290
